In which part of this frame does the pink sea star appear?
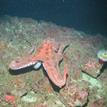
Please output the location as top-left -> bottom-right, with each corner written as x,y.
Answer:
9,38 -> 69,88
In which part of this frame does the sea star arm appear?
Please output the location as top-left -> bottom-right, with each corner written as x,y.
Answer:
9,55 -> 40,70
58,43 -> 69,54
43,60 -> 68,88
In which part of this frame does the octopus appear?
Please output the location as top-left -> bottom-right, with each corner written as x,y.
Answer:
9,38 -> 69,88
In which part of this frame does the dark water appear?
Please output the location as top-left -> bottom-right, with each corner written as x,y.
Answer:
0,0 -> 107,36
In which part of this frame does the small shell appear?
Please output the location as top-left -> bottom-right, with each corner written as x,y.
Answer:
34,62 -> 42,69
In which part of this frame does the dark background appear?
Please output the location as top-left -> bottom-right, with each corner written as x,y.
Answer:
0,0 -> 107,36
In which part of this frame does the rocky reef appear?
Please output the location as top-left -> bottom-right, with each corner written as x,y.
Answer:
0,16 -> 107,107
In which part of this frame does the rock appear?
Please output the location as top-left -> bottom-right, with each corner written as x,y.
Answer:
81,58 -> 102,78
11,89 -> 27,97
82,73 -> 102,89
60,82 -> 89,107
11,78 -> 26,89
45,93 -> 65,107
21,91 -> 37,103
89,98 -> 105,107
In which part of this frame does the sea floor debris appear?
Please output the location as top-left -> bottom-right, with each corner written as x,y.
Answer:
0,16 -> 107,106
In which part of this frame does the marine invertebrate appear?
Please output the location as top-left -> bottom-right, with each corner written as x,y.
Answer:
97,49 -> 107,64
9,38 -> 69,88
4,93 -> 16,106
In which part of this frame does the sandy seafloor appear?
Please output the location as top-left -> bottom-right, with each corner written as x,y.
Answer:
0,16 -> 107,107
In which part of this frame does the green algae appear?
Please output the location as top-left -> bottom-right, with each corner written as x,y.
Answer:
21,91 -> 37,103
82,73 -> 102,89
